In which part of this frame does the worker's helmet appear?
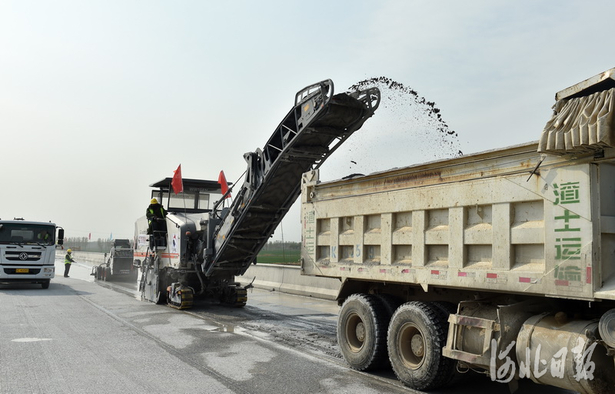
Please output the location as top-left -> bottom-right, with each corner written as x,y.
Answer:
67,249 -> 72,253
151,198 -> 158,204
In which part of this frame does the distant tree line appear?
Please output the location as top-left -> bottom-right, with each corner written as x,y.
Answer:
64,237 -> 117,253
260,240 -> 300,251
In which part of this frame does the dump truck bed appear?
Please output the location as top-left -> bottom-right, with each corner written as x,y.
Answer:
301,141 -> 615,302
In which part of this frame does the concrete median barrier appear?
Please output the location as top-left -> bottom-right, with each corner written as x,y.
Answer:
236,264 -> 340,300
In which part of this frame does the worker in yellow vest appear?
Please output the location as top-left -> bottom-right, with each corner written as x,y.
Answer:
64,249 -> 75,278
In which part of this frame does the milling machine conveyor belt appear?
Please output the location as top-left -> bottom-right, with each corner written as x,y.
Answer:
204,79 -> 380,277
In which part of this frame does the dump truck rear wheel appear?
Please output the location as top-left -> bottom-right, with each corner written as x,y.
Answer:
387,301 -> 455,390
337,293 -> 388,371
375,293 -> 403,318
427,301 -> 459,386
373,293 -> 403,369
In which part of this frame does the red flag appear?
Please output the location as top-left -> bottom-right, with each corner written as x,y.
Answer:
172,164 -> 183,195
218,170 -> 230,199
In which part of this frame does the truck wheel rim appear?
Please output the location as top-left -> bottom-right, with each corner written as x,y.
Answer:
399,322 -> 425,369
346,313 -> 365,352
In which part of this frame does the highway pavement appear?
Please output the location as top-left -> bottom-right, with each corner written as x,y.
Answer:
0,255 -> 576,394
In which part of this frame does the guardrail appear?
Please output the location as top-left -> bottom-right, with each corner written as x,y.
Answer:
72,252 -> 340,300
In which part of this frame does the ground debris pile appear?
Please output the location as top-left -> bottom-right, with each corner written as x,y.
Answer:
241,318 -> 341,360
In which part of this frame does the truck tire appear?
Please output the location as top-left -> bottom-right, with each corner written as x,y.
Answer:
337,294 -> 388,371
375,293 -> 403,318
387,301 -> 455,390
372,294 -> 403,369
41,280 -> 50,289
428,301 -> 459,386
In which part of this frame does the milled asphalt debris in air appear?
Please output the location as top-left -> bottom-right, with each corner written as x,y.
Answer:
349,76 -> 463,157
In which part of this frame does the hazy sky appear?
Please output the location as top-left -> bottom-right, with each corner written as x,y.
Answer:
1,0 -> 614,242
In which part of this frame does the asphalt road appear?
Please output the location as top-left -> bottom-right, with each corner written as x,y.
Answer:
0,257 -> 576,394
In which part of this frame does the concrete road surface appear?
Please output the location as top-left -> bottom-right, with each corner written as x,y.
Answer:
0,256 -> 576,394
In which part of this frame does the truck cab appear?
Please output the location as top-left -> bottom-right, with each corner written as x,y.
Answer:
0,219 -> 63,289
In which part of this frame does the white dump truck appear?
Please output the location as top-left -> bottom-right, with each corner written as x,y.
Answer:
0,219 -> 64,289
300,68 -> 615,393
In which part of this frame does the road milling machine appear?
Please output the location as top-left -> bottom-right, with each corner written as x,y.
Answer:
134,79 -> 380,309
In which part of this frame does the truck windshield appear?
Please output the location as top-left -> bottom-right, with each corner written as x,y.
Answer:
0,223 -> 55,246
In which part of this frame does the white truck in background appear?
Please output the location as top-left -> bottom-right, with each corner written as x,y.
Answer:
92,238 -> 136,281
301,68 -> 615,393
0,219 -> 64,289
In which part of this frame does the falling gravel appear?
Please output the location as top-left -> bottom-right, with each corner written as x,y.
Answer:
319,76 -> 464,181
